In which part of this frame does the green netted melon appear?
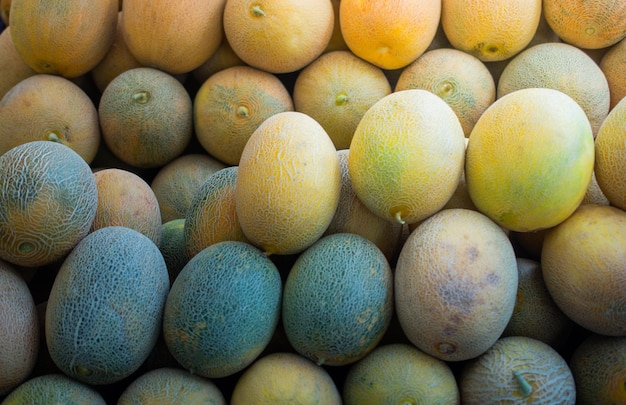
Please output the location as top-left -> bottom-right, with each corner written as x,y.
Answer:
282,232 -> 394,366
45,226 -> 170,385
0,141 -> 98,267
117,367 -> 226,405
0,373 -> 106,405
163,241 -> 282,378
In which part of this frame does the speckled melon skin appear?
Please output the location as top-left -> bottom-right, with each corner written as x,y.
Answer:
163,241 -> 282,379
282,233 -> 394,366
0,260 -> 39,396
117,367 -> 226,405
0,373 -> 106,405
45,226 -> 170,385
0,141 -> 98,268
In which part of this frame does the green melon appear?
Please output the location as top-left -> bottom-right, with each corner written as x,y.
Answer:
45,226 -> 170,385
282,233 -> 393,366
459,336 -> 576,404
162,241 -> 282,378
159,218 -> 188,285
117,367 -> 226,405
0,373 -> 106,405
0,260 -> 39,396
0,141 -> 98,268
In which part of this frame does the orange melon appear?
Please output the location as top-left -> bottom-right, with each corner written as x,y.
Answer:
0,74 -> 101,163
163,241 -> 282,378
121,0 -> 227,74
45,226 -> 170,385
0,260 -> 39,396
0,27 -> 37,101
0,141 -> 98,268
9,0 -> 118,77
282,233 -> 393,366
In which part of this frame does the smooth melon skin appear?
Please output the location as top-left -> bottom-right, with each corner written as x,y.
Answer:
282,233 -> 394,367
117,367 -> 226,405
0,260 -> 39,396
0,373 -> 106,405
0,141 -> 98,268
235,111 -> 341,255
45,226 -> 170,385
162,241 -> 282,379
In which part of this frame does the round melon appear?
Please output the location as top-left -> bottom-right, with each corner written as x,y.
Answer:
0,373 -> 106,404
282,233 -> 393,366
162,241 -> 282,378
45,226 -> 170,385
117,367 -> 226,405
0,141 -> 98,268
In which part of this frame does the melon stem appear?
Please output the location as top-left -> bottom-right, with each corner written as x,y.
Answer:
395,211 -> 406,225
514,370 -> 533,397
251,4 -> 265,17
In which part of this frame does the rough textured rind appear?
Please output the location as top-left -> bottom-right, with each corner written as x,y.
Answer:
282,233 -> 394,366
163,241 -> 282,378
117,367 -> 226,405
343,343 -> 460,404
0,141 -> 98,268
395,208 -> 518,362
45,226 -> 170,385
1,373 -> 106,405
0,261 -> 39,396
459,336 -> 576,404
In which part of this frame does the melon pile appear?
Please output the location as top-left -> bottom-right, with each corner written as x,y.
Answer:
1,0 -> 626,403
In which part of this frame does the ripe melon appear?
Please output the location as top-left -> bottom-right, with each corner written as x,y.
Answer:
395,208 -> 518,362
459,336 -> 576,404
342,343 -> 460,404
0,373 -> 106,404
0,260 -> 39,396
45,226 -> 170,385
117,367 -> 226,405
184,166 -> 249,260
0,141 -> 98,268
162,241 -> 282,378
282,233 -> 393,366
235,111 -> 341,255
0,27 -> 37,101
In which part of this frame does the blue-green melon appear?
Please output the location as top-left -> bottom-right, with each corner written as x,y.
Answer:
0,373 -> 106,404
45,226 -> 170,385
282,233 -> 394,366
163,241 -> 282,378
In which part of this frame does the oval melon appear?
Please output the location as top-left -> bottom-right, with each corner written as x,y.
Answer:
162,241 -> 282,378
0,260 -> 39,396
45,226 -> 170,385
282,233 -> 393,366
235,111 -> 341,255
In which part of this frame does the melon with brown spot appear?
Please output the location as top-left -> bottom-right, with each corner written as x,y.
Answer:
395,208 -> 518,362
